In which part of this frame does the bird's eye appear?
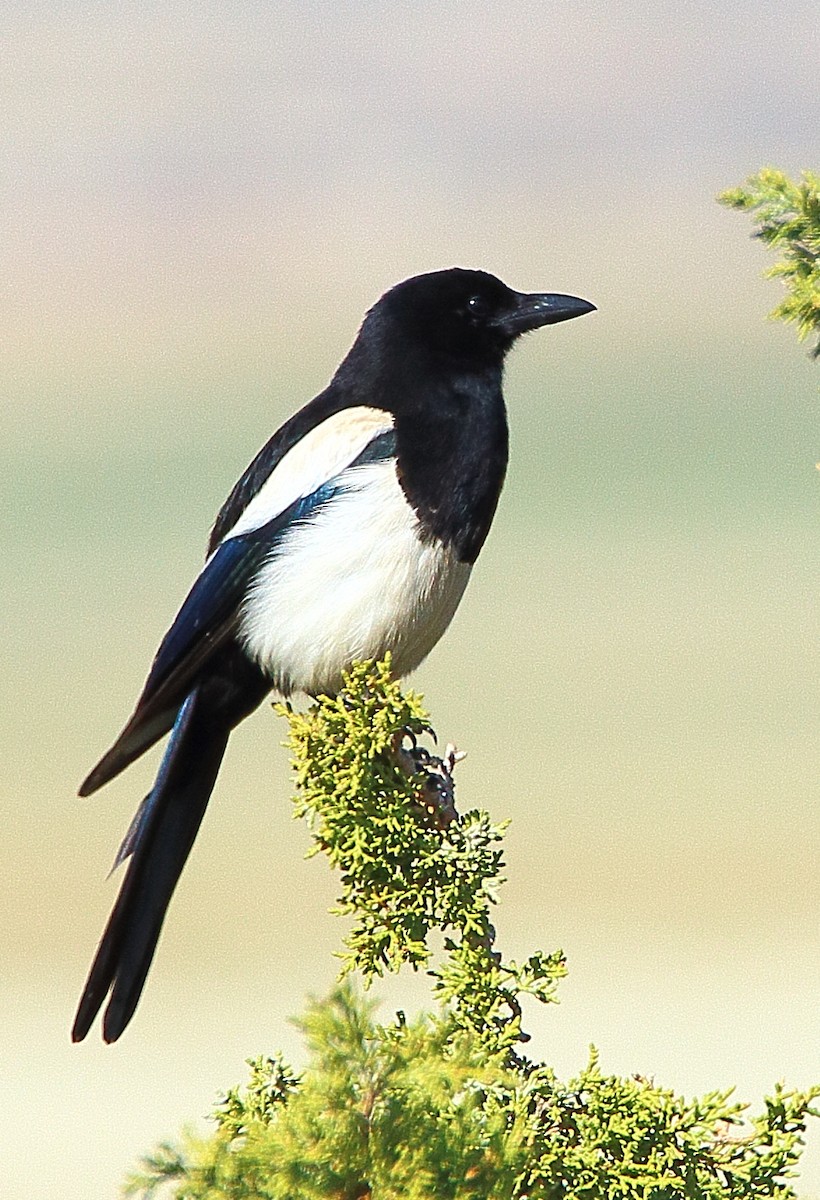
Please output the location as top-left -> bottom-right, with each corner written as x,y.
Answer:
465,294 -> 490,319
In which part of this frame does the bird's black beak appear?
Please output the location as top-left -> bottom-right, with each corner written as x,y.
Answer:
495,291 -> 596,337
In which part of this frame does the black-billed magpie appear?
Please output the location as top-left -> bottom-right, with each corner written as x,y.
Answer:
72,267 -> 594,1043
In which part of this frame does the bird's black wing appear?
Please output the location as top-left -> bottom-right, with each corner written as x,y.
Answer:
79,483 -> 337,797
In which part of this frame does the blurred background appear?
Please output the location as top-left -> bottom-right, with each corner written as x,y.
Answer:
3,2 -> 819,1196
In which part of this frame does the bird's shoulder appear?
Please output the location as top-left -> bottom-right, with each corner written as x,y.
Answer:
208,386 -> 392,553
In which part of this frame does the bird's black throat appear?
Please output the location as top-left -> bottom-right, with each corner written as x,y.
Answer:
392,362 -> 509,565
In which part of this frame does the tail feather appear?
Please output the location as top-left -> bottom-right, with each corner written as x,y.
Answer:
72,690 -> 230,1043
79,705 -> 178,798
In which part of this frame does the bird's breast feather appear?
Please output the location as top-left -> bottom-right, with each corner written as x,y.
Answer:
237,459 -> 472,695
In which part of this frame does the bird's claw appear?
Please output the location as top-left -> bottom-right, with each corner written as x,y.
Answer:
389,730 -> 464,828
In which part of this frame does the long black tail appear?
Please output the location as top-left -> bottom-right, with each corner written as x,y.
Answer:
72,688 -> 232,1043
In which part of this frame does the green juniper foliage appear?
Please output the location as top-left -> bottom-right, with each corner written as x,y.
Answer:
126,660 -> 818,1199
278,657 -> 565,1053
719,168 -> 820,358
125,986 -> 819,1200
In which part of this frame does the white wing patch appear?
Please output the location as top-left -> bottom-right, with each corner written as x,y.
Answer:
222,406 -> 395,542
237,460 -> 472,696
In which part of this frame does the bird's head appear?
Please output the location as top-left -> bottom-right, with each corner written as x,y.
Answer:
372,267 -> 595,364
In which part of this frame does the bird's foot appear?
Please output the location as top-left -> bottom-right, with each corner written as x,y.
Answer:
389,729 -> 465,828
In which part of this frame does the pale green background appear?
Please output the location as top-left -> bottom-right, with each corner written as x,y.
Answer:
2,3 -> 819,1197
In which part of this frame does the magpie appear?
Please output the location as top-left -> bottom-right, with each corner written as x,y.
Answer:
72,267 -> 595,1043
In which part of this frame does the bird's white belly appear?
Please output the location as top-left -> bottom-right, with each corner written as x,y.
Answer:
237,461 -> 472,695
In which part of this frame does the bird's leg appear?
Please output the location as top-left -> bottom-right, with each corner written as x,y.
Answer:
388,729 -> 465,828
